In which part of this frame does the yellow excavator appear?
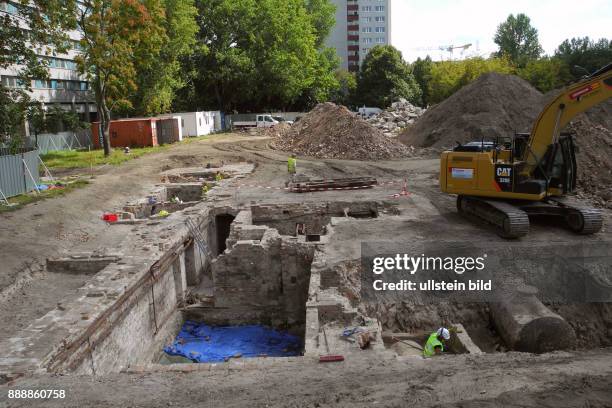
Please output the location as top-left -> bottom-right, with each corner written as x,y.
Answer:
440,63 -> 612,238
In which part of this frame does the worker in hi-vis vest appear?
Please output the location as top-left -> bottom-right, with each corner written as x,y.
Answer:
288,154 -> 297,177
423,327 -> 450,357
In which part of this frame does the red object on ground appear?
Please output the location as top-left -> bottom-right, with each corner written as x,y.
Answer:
102,213 -> 118,222
91,118 -> 159,149
319,355 -> 345,363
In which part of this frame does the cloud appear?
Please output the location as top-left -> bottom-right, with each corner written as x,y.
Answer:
391,0 -> 612,62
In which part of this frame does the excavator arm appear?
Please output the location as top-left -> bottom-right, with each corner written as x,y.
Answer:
523,63 -> 612,169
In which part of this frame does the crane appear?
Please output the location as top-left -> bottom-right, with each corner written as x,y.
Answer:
414,43 -> 473,59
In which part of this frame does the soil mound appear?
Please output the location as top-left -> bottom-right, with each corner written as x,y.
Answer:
399,73 -> 543,148
271,103 -> 410,160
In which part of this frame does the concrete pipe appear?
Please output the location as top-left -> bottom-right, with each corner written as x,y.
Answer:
489,293 -> 576,353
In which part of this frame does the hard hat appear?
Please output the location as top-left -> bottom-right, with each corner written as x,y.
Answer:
437,328 -> 450,340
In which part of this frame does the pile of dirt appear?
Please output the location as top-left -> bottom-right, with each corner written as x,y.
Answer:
271,102 -> 411,160
399,73 -> 543,148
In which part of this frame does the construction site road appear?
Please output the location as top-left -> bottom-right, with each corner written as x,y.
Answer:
3,349 -> 612,407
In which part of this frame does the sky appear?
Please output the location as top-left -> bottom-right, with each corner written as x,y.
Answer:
390,0 -> 612,62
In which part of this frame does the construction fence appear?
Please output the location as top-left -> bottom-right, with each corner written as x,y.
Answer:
0,148 -> 41,199
27,130 -> 92,154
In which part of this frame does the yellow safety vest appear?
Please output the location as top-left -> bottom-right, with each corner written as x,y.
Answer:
423,332 -> 444,357
288,157 -> 297,174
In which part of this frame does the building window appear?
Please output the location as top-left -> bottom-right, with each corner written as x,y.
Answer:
362,17 -> 372,23
363,38 -> 373,44
375,27 -> 385,33
0,1 -> 20,15
1,75 -> 26,88
375,16 -> 385,22
361,6 -> 371,12
362,27 -> 372,33
375,6 -> 385,12
376,37 -> 385,44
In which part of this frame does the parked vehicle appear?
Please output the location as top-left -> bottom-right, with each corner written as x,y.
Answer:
272,116 -> 294,125
357,106 -> 382,119
232,114 -> 279,129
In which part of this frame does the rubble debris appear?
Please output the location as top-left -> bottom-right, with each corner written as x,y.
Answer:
289,177 -> 377,193
271,102 -> 411,160
366,98 -> 426,137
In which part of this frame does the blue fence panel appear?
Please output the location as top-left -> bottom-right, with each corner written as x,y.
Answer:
0,148 -> 40,198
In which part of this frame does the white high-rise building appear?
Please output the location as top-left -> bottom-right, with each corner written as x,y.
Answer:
325,0 -> 392,72
0,1 -> 96,123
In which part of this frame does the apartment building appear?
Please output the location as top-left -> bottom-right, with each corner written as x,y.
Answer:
326,0 -> 391,72
0,1 -> 96,124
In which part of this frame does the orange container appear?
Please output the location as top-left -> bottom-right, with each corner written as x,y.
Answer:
91,118 -> 159,148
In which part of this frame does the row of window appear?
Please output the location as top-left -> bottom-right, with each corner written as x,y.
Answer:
362,27 -> 385,33
43,57 -> 78,70
1,76 -> 89,91
361,6 -> 385,12
362,16 -> 385,23
362,37 -> 386,44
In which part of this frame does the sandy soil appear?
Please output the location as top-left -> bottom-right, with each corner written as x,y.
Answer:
1,134 -> 611,407
2,350 -> 612,407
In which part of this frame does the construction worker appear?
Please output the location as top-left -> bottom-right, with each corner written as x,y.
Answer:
215,171 -> 223,182
287,154 -> 297,177
423,327 -> 450,357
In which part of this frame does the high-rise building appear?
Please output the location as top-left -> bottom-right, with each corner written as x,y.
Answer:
0,1 -> 96,123
325,0 -> 391,72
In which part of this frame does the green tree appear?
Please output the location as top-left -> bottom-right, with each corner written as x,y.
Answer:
76,0 -> 165,156
494,13 -> 543,66
517,57 -> 571,93
305,0 -> 336,48
411,56 -> 434,107
427,57 -> 514,104
129,0 -> 198,115
184,0 -> 338,112
0,0 -> 77,83
555,37 -> 612,80
329,69 -> 357,107
0,1 -> 77,146
355,45 -> 421,108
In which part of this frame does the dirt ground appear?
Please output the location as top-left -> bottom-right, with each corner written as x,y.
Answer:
1,133 -> 611,407
3,350 -> 612,407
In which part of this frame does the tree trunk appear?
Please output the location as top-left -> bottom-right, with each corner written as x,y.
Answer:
95,91 -> 111,157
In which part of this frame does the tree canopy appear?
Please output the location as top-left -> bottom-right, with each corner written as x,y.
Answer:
355,45 -> 421,108
494,13 -> 543,66
179,0 -> 339,113
555,37 -> 612,80
76,0 -> 166,155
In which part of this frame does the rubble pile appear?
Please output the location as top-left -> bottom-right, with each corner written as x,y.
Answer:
271,102 -> 411,160
367,98 -> 426,137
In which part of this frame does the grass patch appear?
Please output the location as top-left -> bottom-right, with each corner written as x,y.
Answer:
0,180 -> 90,213
41,145 -> 168,169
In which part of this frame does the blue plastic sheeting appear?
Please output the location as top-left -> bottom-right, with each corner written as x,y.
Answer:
163,321 -> 302,363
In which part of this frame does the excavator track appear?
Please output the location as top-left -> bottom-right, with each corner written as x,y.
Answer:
457,196 -> 530,239
545,198 -> 603,235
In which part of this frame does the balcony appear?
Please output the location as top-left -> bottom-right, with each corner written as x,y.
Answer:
347,35 -> 359,41
348,55 -> 360,62
347,4 -> 358,11
347,45 -> 359,51
347,25 -> 359,31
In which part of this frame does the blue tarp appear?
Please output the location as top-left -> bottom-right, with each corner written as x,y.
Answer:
163,321 -> 302,363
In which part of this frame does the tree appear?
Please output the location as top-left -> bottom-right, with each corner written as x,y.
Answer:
183,0 -> 338,113
355,45 -> 421,108
411,56 -> 434,107
0,1 -> 77,83
494,13 -> 543,66
329,69 -> 357,107
517,57 -> 571,93
75,0 -> 165,156
555,37 -> 612,80
0,1 -> 77,146
427,57 -> 514,104
129,0 -> 198,116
